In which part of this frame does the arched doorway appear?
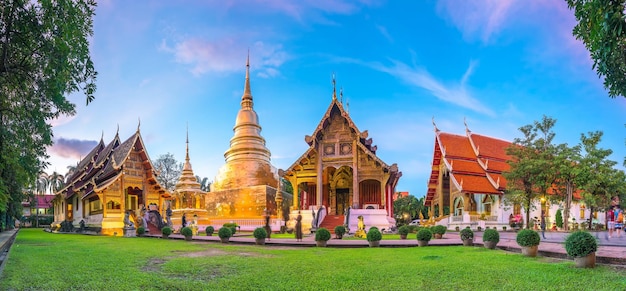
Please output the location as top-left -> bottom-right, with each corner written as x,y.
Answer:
330,166 -> 352,215
454,196 -> 464,216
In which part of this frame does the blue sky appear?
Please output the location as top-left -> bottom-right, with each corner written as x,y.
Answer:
47,0 -> 626,198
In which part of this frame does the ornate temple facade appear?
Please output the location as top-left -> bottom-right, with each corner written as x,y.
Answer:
204,56 -> 292,230
52,128 -> 169,235
283,83 -> 401,233
426,122 -> 605,230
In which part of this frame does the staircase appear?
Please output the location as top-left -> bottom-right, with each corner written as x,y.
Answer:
146,221 -> 160,234
319,215 -> 344,234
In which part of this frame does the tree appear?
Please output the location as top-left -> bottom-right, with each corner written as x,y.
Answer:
0,0 -> 97,228
153,153 -> 182,192
48,171 -> 64,194
555,209 -> 564,228
551,143 -> 582,231
393,195 -> 425,225
195,175 -> 211,192
505,116 -> 557,229
567,0 -> 626,98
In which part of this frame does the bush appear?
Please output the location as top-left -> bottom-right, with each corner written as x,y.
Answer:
334,225 -> 346,236
315,228 -> 331,242
407,225 -> 418,233
253,227 -> 267,239
218,227 -> 232,239
398,225 -> 410,236
516,229 -> 540,247
223,222 -> 238,235
180,226 -> 193,237
366,228 -> 382,242
205,226 -> 214,235
161,226 -> 172,236
369,226 -> 379,232
556,209 -> 563,228
455,226 -> 460,232
503,226 -> 507,231
431,225 -> 446,235
565,231 -> 598,258
477,226 -> 482,232
483,228 -> 500,243
136,227 -> 145,235
416,228 -> 433,241
460,227 -> 474,240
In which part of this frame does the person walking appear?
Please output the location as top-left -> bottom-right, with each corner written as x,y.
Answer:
181,213 -> 187,229
540,211 -> 546,239
263,209 -> 272,241
615,205 -> 623,238
607,206 -> 615,239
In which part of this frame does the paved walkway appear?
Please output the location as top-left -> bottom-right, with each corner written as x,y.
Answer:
154,230 -> 626,265
0,229 -> 19,276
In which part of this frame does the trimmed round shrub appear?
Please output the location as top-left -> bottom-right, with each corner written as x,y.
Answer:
565,231 -> 598,258
460,227 -> 474,240
483,228 -> 500,243
416,228 -> 433,242
205,226 -> 214,235
398,225 -> 410,236
161,226 -> 172,236
516,229 -> 540,247
180,226 -> 193,237
334,225 -> 346,236
218,227 -> 232,239
369,226 -> 379,232
315,228 -> 331,242
431,225 -> 447,235
366,228 -> 382,242
223,222 -> 238,235
136,227 -> 146,235
253,227 -> 267,239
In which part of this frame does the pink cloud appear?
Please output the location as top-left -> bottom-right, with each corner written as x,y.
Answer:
48,138 -> 98,159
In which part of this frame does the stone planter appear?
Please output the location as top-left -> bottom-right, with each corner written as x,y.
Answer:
400,234 -> 407,240
434,234 -> 442,239
368,240 -> 380,247
220,237 -> 229,243
417,240 -> 429,247
462,239 -> 473,246
574,253 -> 596,268
483,241 -> 497,249
255,238 -> 265,245
316,240 -> 327,247
184,235 -> 192,241
521,245 -> 538,257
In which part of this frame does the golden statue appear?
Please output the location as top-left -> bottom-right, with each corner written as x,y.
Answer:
354,215 -> 366,238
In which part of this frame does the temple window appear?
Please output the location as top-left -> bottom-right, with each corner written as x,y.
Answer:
106,200 -> 121,210
89,196 -> 103,215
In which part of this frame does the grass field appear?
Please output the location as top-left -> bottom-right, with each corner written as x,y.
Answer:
1,229 -> 625,290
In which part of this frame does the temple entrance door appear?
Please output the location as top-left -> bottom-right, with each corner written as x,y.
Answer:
336,188 -> 349,215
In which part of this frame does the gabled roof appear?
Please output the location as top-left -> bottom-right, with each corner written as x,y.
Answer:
426,126 -> 513,206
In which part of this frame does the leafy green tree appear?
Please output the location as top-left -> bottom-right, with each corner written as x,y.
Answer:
393,194 -> 425,225
555,209 -> 563,228
0,0 -> 97,228
153,153 -> 182,192
566,0 -> 626,97
505,116 -> 557,229
551,143 -> 582,231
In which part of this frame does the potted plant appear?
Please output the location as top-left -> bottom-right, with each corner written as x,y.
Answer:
136,226 -> 146,237
223,222 -> 238,236
460,227 -> 474,246
218,227 -> 232,243
398,225 -> 410,240
366,227 -> 382,247
516,229 -> 540,257
161,226 -> 172,239
565,231 -> 598,268
416,228 -> 432,247
482,228 -> 500,249
205,226 -> 214,236
180,226 -> 193,241
431,225 -> 446,239
315,228 -> 331,247
334,225 -> 346,239
253,227 -> 267,245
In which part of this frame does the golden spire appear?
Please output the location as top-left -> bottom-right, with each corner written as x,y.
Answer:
183,124 -> 192,171
241,50 -> 253,110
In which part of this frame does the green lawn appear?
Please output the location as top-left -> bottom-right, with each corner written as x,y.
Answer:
2,229 -> 625,290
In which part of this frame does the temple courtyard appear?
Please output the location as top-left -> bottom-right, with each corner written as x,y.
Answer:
0,229 -> 625,290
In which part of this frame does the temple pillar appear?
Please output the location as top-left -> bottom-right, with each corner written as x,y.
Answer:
352,140 -> 359,208
316,153 -> 323,207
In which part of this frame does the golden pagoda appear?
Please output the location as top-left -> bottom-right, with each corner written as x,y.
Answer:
170,129 -> 208,231
205,55 -> 292,229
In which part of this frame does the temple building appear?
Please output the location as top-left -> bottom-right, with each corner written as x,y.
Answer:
426,121 -> 604,230
204,56 -> 292,230
52,127 -> 169,235
283,81 -> 401,233
169,130 -> 209,232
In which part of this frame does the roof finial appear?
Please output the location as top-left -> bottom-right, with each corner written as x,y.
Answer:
241,50 -> 253,110
332,72 -> 337,100
340,86 -> 343,104
346,99 -> 349,114
432,117 -> 440,132
116,124 -> 119,136
137,117 -> 141,132
100,130 -> 104,142
185,123 -> 190,162
464,117 -> 470,134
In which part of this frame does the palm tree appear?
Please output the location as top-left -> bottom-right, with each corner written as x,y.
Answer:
34,172 -> 49,228
65,164 -> 77,183
49,171 -> 65,194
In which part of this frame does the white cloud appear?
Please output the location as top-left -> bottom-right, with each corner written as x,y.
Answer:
160,38 -> 288,77
437,0 -> 515,44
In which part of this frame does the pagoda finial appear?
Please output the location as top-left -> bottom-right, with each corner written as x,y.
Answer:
464,117 -> 470,134
241,51 -> 253,110
432,117 -> 440,132
185,122 -> 190,162
332,72 -> 337,100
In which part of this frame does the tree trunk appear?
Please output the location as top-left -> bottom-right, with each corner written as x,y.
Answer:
563,182 -> 573,231
588,206 -> 595,231
525,197 -> 531,229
